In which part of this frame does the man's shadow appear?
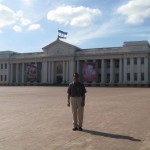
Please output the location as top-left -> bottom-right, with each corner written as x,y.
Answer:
82,129 -> 141,142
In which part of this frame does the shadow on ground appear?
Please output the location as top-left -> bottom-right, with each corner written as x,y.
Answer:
82,129 -> 141,142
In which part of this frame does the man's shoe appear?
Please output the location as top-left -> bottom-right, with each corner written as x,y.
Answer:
78,127 -> 83,131
72,127 -> 78,131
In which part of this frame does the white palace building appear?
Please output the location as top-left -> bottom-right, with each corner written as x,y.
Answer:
0,38 -> 150,86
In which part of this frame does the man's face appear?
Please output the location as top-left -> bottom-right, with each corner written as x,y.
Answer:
73,75 -> 79,83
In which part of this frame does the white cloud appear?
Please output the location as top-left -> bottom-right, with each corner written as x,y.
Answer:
0,3 -> 16,28
22,0 -> 35,5
117,0 -> 150,24
16,10 -> 23,18
27,24 -> 40,30
20,18 -> 31,26
67,20 -> 116,44
47,5 -> 101,27
13,25 -> 22,32
0,4 -> 40,32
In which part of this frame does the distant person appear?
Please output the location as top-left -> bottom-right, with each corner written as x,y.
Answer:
67,73 -> 87,131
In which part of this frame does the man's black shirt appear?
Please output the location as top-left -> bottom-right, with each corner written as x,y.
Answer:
67,82 -> 86,97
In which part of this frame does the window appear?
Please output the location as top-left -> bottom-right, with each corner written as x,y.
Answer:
106,60 -> 110,68
106,74 -> 110,83
134,58 -> 137,65
1,75 -> 3,81
115,60 -> 119,68
88,60 -> 93,62
134,73 -> 137,81
127,58 -> 130,65
127,73 -> 130,81
1,64 -> 3,69
141,58 -> 144,65
115,73 -> 119,83
56,62 -> 63,74
4,75 -> 7,81
141,73 -> 144,81
98,74 -> 101,82
98,61 -> 101,68
5,64 -> 7,69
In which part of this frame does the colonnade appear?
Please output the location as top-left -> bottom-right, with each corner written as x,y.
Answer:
0,57 -> 149,85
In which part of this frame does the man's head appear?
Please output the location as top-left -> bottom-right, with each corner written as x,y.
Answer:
73,73 -> 79,83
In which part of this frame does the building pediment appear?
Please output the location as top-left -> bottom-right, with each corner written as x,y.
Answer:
42,39 -> 80,56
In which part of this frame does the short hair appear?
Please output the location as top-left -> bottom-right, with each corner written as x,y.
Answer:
73,72 -> 79,77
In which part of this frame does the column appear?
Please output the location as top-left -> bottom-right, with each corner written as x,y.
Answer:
51,61 -> 54,84
123,58 -> 127,83
95,60 -> 99,83
69,59 -> 75,83
119,58 -> 123,83
110,59 -> 114,84
66,61 -> 69,83
42,61 -> 47,83
137,58 -> 141,83
63,61 -> 66,83
144,57 -> 148,83
7,63 -> 9,84
101,59 -> 105,84
47,61 -> 51,83
130,58 -> 134,84
16,63 -> 18,84
22,63 -> 24,84
76,60 -> 79,74
10,63 -> 13,84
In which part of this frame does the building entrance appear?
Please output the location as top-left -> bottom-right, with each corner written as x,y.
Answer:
56,76 -> 63,83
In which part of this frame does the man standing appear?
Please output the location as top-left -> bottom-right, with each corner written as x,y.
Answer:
67,73 -> 87,131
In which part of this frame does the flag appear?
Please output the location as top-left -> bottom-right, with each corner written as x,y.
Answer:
58,30 -> 68,39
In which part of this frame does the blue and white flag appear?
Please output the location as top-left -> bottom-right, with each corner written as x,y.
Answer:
58,30 -> 68,39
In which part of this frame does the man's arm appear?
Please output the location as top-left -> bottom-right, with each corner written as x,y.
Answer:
81,94 -> 85,107
67,94 -> 70,107
67,84 -> 71,107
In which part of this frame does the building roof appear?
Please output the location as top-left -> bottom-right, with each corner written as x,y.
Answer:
42,38 -> 80,50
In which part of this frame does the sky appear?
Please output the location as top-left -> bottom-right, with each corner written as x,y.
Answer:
0,0 -> 150,53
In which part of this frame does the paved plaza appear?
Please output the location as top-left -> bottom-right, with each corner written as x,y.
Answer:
0,86 -> 150,150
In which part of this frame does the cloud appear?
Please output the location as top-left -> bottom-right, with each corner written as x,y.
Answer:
0,3 -> 40,32
16,10 -> 23,18
27,24 -> 40,31
117,0 -> 150,24
67,20 -> 116,44
20,18 -> 31,26
0,3 -> 16,28
22,0 -> 35,5
13,25 -> 22,32
47,5 -> 101,27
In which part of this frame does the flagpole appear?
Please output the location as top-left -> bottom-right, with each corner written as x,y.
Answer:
58,29 -> 60,40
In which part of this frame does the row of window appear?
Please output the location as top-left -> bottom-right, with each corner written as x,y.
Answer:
98,60 -> 119,68
0,75 -> 7,81
127,73 -> 144,81
98,73 -> 119,83
97,58 -> 145,69
0,64 -> 7,69
127,58 -> 144,65
97,72 -> 145,83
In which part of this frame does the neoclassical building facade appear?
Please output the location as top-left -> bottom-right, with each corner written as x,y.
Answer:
0,39 -> 150,86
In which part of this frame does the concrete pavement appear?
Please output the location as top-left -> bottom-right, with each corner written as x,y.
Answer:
0,86 -> 150,150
